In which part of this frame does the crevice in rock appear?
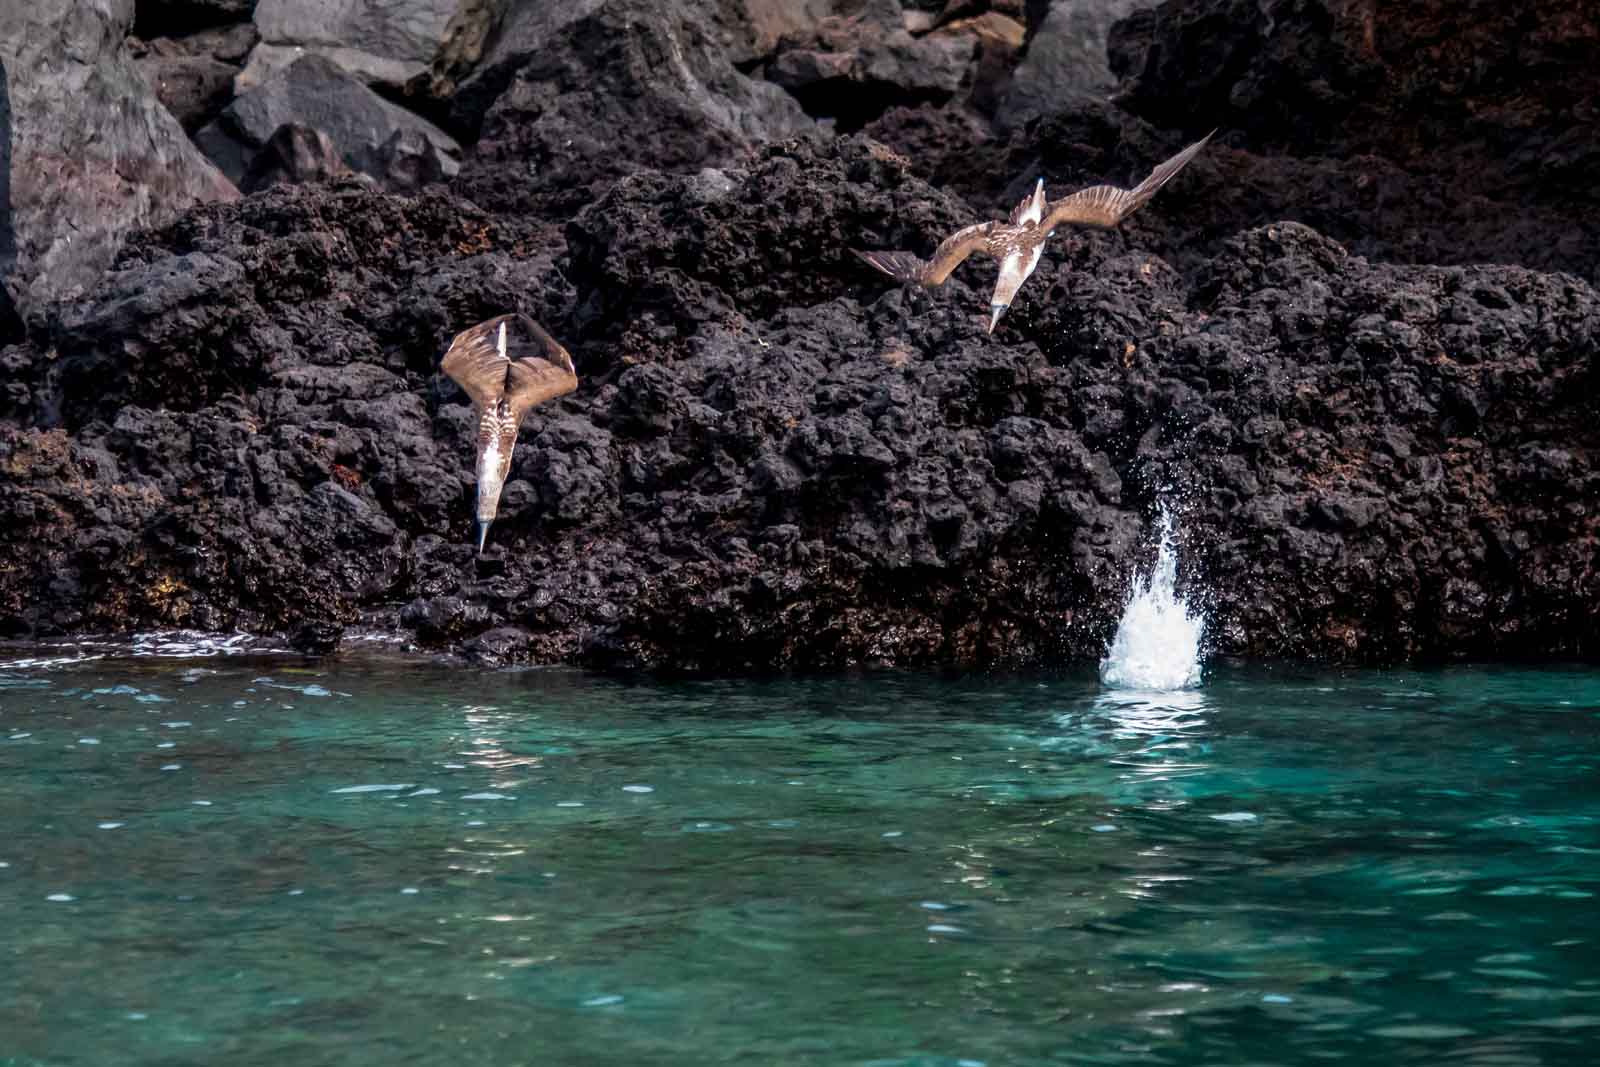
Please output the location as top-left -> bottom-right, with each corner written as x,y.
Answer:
132,2 -> 249,39
781,78 -> 955,135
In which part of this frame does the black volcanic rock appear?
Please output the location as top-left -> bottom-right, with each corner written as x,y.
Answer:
1,0 -> 1597,671
1107,0 -> 1600,282
449,0 -> 813,218
3,130 -> 1597,668
128,35 -> 241,132
134,0 -> 258,37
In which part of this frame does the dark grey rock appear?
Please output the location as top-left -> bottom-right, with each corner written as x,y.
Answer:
996,0 -> 1157,129
450,0 -> 812,216
0,0 -> 237,321
195,54 -> 460,190
133,48 -> 238,131
239,123 -> 355,193
0,58 -> 18,342
238,0 -> 459,91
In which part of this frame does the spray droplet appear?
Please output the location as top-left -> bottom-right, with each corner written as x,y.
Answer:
1100,508 -> 1205,690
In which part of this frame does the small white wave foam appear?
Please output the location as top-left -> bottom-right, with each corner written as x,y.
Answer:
1099,508 -> 1206,691
0,631 -> 298,671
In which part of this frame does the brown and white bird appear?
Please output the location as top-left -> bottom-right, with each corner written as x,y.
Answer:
440,313 -> 578,552
855,131 -> 1215,333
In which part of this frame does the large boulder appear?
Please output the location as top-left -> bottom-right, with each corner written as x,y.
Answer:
236,0 -> 460,93
129,27 -> 257,131
449,0 -> 813,217
996,0 -> 1158,129
195,55 -> 461,191
0,0 -> 237,322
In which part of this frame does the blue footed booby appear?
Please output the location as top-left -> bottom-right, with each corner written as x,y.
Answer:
441,314 -> 578,552
855,131 -> 1215,333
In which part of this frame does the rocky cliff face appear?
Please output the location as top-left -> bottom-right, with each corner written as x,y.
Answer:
0,0 -> 1595,668
0,0 -> 238,323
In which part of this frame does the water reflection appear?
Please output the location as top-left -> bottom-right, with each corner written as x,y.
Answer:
1046,688 -> 1213,791
459,703 -> 543,781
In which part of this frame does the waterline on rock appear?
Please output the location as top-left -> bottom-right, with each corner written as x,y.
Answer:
1099,508 -> 1206,690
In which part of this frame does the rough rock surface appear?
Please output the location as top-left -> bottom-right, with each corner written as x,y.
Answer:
3,134 -> 1596,667
0,0 -> 1596,670
237,0 -> 459,92
239,123 -> 355,193
1109,0 -> 1600,283
0,0 -> 238,322
997,0 -> 1157,129
0,59 -> 18,341
449,0 -> 813,217
130,32 -> 250,131
196,55 -> 461,191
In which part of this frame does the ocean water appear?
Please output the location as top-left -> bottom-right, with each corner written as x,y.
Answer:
2,647 -> 1599,1066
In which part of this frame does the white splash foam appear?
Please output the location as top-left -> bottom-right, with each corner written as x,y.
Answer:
1100,508 -> 1206,691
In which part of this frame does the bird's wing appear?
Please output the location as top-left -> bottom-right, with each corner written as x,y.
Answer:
504,316 -> 579,417
441,315 -> 512,409
1042,130 -> 1215,232
1008,180 -> 1044,226
853,248 -> 932,284
441,313 -> 578,415
855,221 -> 1002,286
920,221 -> 1003,284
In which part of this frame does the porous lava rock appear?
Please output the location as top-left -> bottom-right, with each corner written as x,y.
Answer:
1,0 -> 1596,670
1108,0 -> 1600,282
2,132 -> 1595,668
448,0 -> 813,218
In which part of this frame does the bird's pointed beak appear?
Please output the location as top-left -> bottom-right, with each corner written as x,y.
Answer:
988,304 -> 1007,334
475,520 -> 491,554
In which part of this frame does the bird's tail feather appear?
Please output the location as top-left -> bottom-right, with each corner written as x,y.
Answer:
853,249 -> 927,283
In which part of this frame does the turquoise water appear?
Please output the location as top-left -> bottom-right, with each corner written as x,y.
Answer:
2,650 -> 1598,1065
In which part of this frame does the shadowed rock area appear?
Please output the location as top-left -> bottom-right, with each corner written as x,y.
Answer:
0,0 -> 1595,669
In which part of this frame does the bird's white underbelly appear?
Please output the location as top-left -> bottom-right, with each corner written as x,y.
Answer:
477,439 -> 502,484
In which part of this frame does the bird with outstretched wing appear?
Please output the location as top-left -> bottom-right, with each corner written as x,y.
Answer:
855,131 -> 1215,333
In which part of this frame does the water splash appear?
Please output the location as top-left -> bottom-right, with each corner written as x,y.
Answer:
1099,509 -> 1206,690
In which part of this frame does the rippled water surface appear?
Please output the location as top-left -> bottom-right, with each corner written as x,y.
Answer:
2,651 -> 1598,1065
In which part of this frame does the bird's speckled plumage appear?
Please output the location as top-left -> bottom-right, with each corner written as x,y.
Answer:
440,313 -> 578,552
855,131 -> 1215,332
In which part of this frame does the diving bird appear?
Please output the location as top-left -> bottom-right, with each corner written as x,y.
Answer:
854,131 -> 1215,333
440,313 -> 578,553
